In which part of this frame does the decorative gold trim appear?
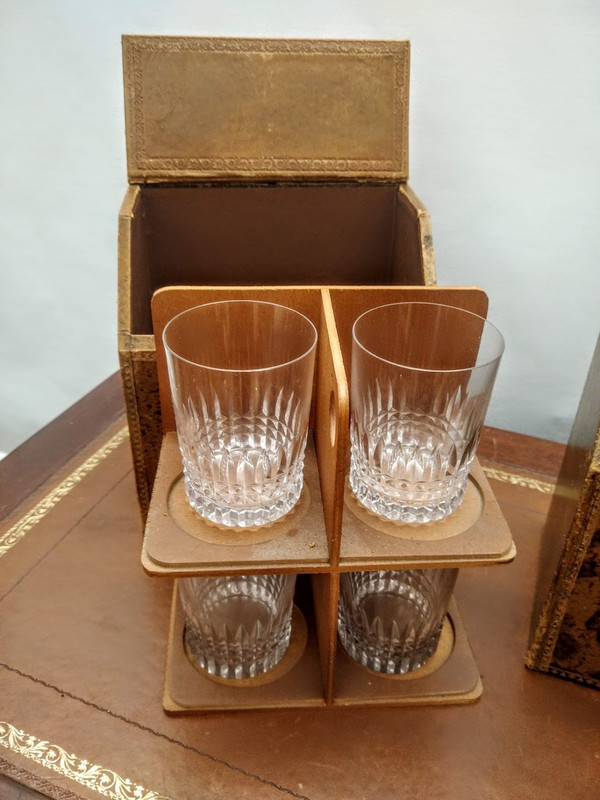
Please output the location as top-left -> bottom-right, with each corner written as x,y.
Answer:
0,721 -> 171,799
481,466 -> 555,495
0,427 -> 130,559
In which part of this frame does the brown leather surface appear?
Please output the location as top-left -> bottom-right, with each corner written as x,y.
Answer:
1,418 -> 599,799
0,373 -> 124,522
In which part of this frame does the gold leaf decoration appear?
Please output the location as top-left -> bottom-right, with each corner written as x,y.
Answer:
0,427 -> 129,559
0,721 -> 172,800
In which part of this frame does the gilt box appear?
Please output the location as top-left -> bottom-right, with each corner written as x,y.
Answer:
527,333 -> 600,688
117,35 -> 437,519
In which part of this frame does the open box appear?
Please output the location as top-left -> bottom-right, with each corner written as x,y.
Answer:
143,285 -> 514,711
117,36 -> 436,520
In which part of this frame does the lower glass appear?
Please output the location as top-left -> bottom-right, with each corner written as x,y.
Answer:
337,569 -> 458,675
179,574 -> 296,680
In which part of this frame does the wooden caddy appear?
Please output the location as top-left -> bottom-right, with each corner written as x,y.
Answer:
142,285 -> 515,712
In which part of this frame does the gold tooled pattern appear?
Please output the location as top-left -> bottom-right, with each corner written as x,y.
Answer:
481,466 -> 555,494
0,721 -> 171,799
0,427 -> 129,559
118,354 -> 152,515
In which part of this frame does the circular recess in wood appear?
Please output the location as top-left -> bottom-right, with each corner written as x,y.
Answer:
168,475 -> 311,545
345,614 -> 455,681
344,476 -> 484,541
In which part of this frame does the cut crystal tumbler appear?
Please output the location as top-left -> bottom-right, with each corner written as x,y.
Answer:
179,573 -> 296,679
350,302 -> 504,523
338,568 -> 458,674
163,300 -> 317,528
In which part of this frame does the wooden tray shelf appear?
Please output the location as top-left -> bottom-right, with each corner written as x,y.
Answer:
164,578 -> 481,711
164,578 -> 327,713
338,459 -> 515,569
144,285 -> 514,711
143,434 -> 514,575
143,433 -> 330,577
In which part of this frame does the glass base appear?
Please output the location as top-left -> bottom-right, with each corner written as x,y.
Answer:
184,473 -> 303,528
338,613 -> 442,675
349,470 -> 467,524
349,411 -> 474,523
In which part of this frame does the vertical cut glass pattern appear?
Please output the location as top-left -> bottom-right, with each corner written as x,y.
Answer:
349,302 -> 504,524
338,569 -> 458,674
179,574 -> 296,680
163,300 -> 317,528
175,386 -> 307,528
350,379 -> 484,523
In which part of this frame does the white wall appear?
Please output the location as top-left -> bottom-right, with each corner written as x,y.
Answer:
1,1 -> 599,453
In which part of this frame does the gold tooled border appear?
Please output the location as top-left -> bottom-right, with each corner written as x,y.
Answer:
124,36 -> 410,180
0,721 -> 172,800
0,427 -> 129,559
0,424 -> 171,798
481,466 -> 555,495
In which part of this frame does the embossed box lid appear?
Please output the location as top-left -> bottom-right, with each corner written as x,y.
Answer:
122,35 -> 410,183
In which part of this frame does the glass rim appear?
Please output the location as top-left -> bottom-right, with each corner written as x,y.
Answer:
162,299 -> 318,373
352,301 -> 505,373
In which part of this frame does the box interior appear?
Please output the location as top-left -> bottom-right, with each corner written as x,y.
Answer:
129,183 -> 427,335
